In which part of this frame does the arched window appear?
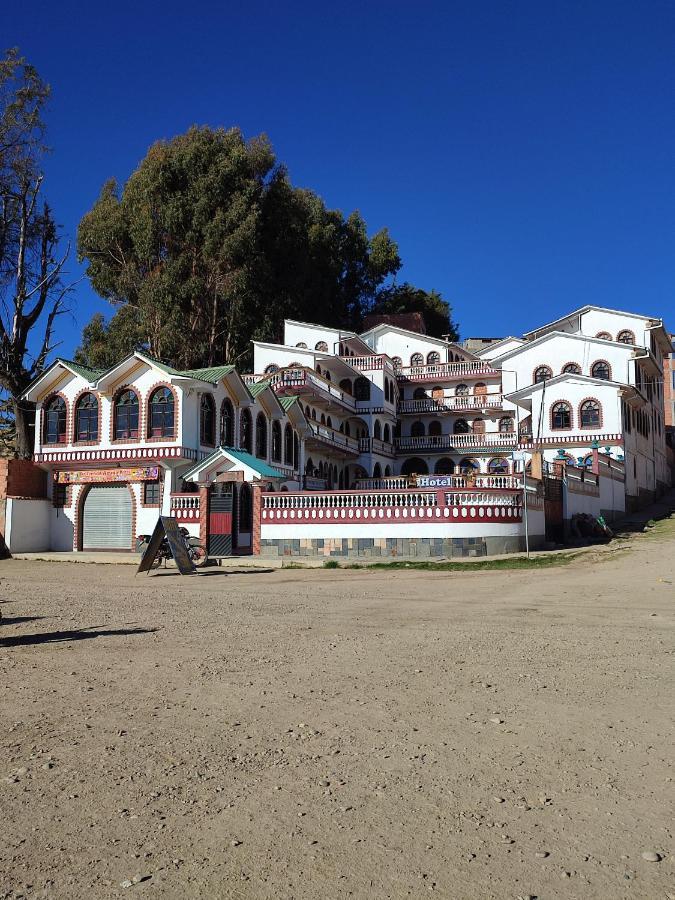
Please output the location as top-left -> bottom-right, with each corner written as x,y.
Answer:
339,378 -> 352,395
488,457 -> 509,474
428,421 -> 442,436
455,384 -> 469,396
295,342 -> 307,349
459,457 -> 479,472
289,362 -> 302,369
413,387 -> 427,400
74,393 -> 98,442
383,423 -> 391,443
271,420 -> 281,461
617,330 -> 635,344
113,390 -> 139,441
392,356 -> 402,369
374,420 -> 382,439
239,408 -> 252,452
454,418 -> 469,434
315,341 -> 328,352
498,416 -> 514,433
534,365 -> 553,383
44,395 -> 67,444
148,387 -> 174,438
410,353 -> 424,366
264,364 -> 279,375
373,463 -> 382,479
562,363 -> 581,375
200,394 -> 215,445
293,432 -> 299,469
255,413 -> 268,458
596,331 -> 612,340
580,399 -> 601,429
326,416 -> 332,429
320,413 -> 326,425
284,423 -> 293,464
427,351 -> 441,364
591,360 -> 611,380
435,458 -> 454,475
472,417 -> 485,434
474,382 -> 487,395
411,420 -> 425,437
354,377 -> 371,401
384,465 -> 392,477
220,398 -> 234,446
551,401 -> 572,430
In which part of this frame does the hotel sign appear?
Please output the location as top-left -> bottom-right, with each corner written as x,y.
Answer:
415,475 -> 455,488
56,466 -> 159,484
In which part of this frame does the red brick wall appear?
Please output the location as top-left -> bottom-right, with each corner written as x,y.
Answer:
251,484 -> 262,555
0,459 -> 47,499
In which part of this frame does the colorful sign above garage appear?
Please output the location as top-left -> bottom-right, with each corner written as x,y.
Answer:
56,466 -> 159,484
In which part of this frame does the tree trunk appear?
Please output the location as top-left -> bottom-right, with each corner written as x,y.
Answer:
13,396 -> 34,459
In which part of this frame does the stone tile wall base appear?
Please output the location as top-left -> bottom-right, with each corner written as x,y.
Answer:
259,534 -> 542,559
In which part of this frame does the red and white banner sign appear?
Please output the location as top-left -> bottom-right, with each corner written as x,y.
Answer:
56,466 -> 159,484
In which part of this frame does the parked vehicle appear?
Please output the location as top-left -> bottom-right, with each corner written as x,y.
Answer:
137,527 -> 208,568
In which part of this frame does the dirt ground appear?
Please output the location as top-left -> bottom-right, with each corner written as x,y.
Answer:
0,526 -> 673,900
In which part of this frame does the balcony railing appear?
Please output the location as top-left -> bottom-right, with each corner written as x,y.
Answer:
356,474 -> 521,491
398,394 -> 504,414
341,354 -> 392,371
170,492 -> 200,521
398,393 -> 504,413
261,487 -> 523,513
307,420 -> 360,454
268,368 -> 356,412
357,437 -> 396,456
396,361 -> 498,382
395,433 -> 518,452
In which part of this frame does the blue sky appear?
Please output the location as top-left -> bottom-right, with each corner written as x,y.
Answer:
6,0 -> 675,359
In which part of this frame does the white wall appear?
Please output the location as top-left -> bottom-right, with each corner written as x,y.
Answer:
5,498 -> 52,552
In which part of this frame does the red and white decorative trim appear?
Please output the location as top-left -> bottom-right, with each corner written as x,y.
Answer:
34,445 -> 199,465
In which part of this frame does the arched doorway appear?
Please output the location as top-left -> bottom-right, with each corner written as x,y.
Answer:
435,458 -> 455,475
401,457 -> 428,476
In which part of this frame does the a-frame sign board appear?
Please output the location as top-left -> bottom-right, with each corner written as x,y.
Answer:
137,516 -> 196,575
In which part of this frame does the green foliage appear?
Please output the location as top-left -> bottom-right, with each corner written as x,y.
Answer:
323,559 -> 340,569
77,127 -> 403,369
369,282 -> 459,339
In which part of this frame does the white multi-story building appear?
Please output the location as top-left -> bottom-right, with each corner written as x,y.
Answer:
13,303 -> 670,555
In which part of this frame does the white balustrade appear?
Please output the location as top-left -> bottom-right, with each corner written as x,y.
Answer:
395,433 -> 518,450
308,420 -> 360,452
398,394 -> 504,413
397,361 -> 498,381
170,493 -> 200,510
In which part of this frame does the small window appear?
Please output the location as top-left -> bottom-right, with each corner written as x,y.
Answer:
255,412 -> 268,458
392,356 -> 402,369
200,394 -> 216,445
220,398 -> 234,446
53,481 -> 68,508
617,330 -> 635,344
534,365 -> 553,383
271,420 -> 282,461
428,421 -> 442,436
284,423 -> 294,464
315,341 -> 328,352
354,377 -> 371,401
596,331 -> 612,340
44,396 -> 67,444
411,420 -> 425,437
562,363 -> 581,375
591,360 -> 611,380
239,408 -> 252,452
459,457 -> 479,472
264,364 -> 279,375
472,417 -> 485,434
413,387 -> 427,400
295,342 -> 307,349
454,418 -> 469,434
552,402 -> 572,430
427,351 -> 441,364
143,481 -> 160,505
455,383 -> 469,396
498,416 -> 514,433
410,353 -> 424,366
580,399 -> 601,428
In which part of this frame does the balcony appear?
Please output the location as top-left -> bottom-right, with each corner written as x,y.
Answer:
395,433 -> 518,453
268,368 -> 356,414
396,360 -> 498,383
398,394 -> 504,414
170,492 -> 200,522
358,437 -> 396,456
307,420 -> 360,455
341,354 -> 393,372
356,474 -> 521,491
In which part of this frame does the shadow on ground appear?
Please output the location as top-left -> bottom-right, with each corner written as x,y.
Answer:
0,626 -> 158,649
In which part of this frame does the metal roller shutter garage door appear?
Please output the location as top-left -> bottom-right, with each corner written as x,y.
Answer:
82,485 -> 133,550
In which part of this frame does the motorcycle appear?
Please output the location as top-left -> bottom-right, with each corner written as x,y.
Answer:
137,526 -> 208,569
